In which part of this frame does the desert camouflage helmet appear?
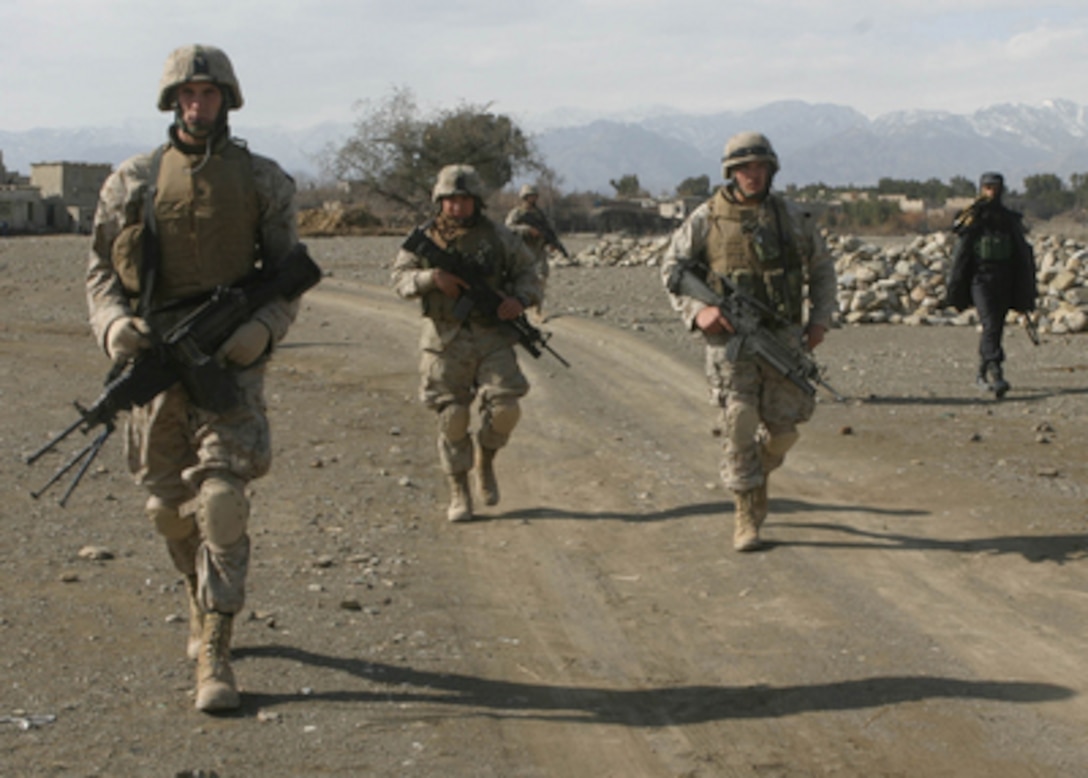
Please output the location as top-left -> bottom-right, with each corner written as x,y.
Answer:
519,183 -> 539,199
157,45 -> 244,111
722,131 -> 779,178
432,164 -> 486,202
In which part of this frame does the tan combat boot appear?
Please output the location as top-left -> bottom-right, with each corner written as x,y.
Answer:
195,611 -> 239,712
447,473 -> 473,523
733,488 -> 765,552
475,446 -> 500,506
184,574 -> 204,661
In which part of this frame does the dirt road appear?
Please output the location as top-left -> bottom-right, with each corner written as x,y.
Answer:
3,236 -> 1086,777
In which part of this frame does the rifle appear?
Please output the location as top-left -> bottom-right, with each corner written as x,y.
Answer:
26,243 -> 323,505
666,261 -> 843,401
1023,312 -> 1040,346
512,208 -> 570,258
401,227 -> 570,367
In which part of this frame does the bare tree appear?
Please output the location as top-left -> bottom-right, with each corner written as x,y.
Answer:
324,86 -> 550,220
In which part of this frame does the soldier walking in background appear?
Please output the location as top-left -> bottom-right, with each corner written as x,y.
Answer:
392,165 -> 542,523
946,172 -> 1037,398
505,183 -> 564,321
661,132 -> 837,552
87,45 -> 301,711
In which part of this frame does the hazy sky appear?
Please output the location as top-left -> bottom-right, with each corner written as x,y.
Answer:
2,1 -> 1085,132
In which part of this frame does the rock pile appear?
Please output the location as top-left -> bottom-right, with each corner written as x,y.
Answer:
563,232 -> 1088,334
560,235 -> 671,269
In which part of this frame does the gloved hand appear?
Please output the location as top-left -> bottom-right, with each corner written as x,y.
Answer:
217,320 -> 271,367
105,316 -> 151,362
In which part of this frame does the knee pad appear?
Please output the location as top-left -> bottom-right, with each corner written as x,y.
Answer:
761,429 -> 800,474
486,397 -> 521,437
438,403 -> 471,443
197,476 -> 249,549
764,429 -> 800,458
145,495 -> 196,540
724,401 -> 760,447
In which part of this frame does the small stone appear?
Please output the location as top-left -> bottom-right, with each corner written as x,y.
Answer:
77,546 -> 114,561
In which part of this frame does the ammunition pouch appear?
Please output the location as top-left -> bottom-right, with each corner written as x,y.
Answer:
975,231 -> 1013,263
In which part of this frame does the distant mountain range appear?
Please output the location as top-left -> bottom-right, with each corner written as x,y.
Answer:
4,99 -> 1088,195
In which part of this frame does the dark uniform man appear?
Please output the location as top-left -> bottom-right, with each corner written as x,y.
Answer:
87,44 -> 300,711
946,172 -> 1037,398
661,132 -> 837,552
392,165 -> 542,523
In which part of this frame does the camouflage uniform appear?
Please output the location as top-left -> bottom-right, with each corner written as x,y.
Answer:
392,166 -> 541,521
88,136 -> 297,610
86,44 -> 298,711
661,132 -> 836,550
505,202 -> 552,282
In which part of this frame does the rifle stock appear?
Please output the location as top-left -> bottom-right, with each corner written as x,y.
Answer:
666,261 -> 843,401
27,242 -> 322,505
402,227 -> 569,367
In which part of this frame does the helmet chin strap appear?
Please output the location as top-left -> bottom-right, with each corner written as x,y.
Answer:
171,99 -> 230,174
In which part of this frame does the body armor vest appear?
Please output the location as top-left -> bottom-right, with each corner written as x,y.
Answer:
704,189 -> 804,324
110,140 -> 259,306
423,218 -> 508,323
155,142 -> 260,300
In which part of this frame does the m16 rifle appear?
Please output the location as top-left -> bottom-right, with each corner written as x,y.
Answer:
26,243 -> 323,505
666,261 -> 843,401
401,227 -> 570,367
512,208 -> 570,258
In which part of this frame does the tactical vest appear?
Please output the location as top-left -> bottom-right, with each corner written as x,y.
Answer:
704,189 -> 804,323
423,217 -> 509,323
974,209 -> 1015,263
111,139 -> 259,304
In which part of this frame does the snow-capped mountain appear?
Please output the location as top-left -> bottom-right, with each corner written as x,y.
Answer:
3,99 -> 1087,195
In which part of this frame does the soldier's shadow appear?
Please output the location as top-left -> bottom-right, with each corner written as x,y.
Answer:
488,499 -> 926,525
861,384 -> 1088,406
231,645 -> 1072,725
768,510 -> 1088,564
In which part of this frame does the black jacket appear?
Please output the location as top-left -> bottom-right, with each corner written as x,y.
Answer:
946,199 -> 1036,312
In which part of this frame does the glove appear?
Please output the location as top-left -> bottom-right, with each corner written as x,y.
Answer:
217,320 -> 271,367
105,316 -> 151,362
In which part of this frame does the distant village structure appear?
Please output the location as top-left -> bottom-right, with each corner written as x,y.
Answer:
0,150 -> 111,234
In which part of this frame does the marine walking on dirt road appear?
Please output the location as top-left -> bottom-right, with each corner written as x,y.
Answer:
661,131 -> 838,552
86,44 -> 304,711
505,183 -> 566,320
392,164 -> 543,523
945,171 -> 1037,399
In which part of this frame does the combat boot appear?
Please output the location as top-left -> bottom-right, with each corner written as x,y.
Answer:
184,574 -> 204,661
733,488 -> 766,552
195,611 -> 239,712
476,445 -> 500,506
447,473 -> 473,523
987,362 -> 1010,399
